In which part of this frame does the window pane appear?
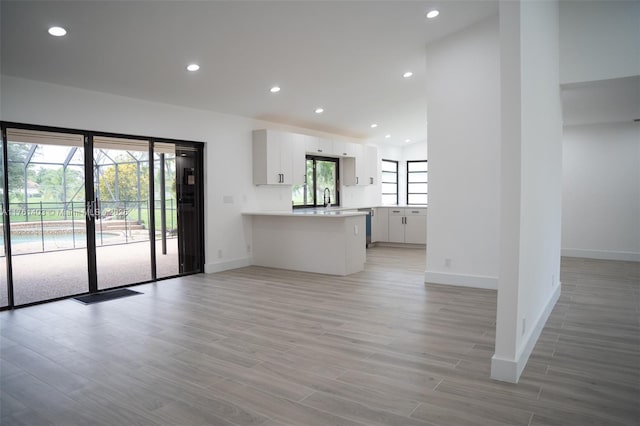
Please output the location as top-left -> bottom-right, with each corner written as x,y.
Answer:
408,161 -> 428,172
315,160 -> 337,207
381,171 -> 397,183
408,194 -> 428,205
381,194 -> 397,205
381,160 -> 398,206
382,183 -> 398,193
381,160 -> 398,172
408,183 -> 428,193
293,157 -> 338,207
408,172 -> 428,183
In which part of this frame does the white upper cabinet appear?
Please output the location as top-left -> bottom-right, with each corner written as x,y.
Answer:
290,133 -> 306,186
253,129 -> 304,185
343,144 -> 377,186
332,140 -> 359,157
305,135 -> 332,155
253,129 -> 376,186
363,145 -> 378,185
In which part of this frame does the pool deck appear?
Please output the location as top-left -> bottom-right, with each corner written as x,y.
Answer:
0,239 -> 179,306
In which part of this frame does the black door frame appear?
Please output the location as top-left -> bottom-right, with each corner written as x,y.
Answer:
0,121 -> 205,310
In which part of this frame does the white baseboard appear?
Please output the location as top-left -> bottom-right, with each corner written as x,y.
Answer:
561,248 -> 640,262
424,270 -> 498,290
204,256 -> 253,274
491,282 -> 561,383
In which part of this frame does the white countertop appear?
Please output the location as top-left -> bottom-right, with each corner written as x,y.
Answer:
242,205 -> 426,218
242,209 -> 368,218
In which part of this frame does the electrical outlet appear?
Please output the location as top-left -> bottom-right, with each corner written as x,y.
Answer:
217,249 -> 223,259
522,318 -> 526,336
247,244 -> 251,253
354,225 -> 358,235
445,258 -> 452,267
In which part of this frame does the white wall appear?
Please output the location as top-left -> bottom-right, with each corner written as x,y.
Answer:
424,15 -> 501,290
562,122 -> 640,261
0,75 -> 379,273
559,0 -> 640,84
492,0 -> 563,384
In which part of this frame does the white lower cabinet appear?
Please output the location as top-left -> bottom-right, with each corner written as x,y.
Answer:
372,207 -> 388,242
404,209 -> 427,244
385,208 -> 427,244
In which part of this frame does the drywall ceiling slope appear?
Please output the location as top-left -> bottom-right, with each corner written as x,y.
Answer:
561,76 -> 640,126
0,1 -> 497,144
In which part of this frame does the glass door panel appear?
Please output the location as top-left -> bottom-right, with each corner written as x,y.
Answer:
153,143 -> 179,278
1,137 -> 8,308
6,128 -> 89,305
94,137 -> 151,289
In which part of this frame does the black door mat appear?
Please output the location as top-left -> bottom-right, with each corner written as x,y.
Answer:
74,288 -> 142,305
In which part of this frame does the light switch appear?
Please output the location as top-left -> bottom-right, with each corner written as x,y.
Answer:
354,225 -> 358,235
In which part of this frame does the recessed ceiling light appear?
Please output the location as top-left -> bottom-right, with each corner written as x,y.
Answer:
370,123 -> 378,128
403,71 -> 413,78
385,134 -> 391,139
405,139 -> 411,143
48,26 -> 67,37
270,86 -> 281,93
186,64 -> 200,72
315,108 -> 324,114
426,10 -> 440,19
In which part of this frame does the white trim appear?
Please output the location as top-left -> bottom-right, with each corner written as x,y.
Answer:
204,257 -> 253,274
561,248 -> 640,262
491,282 -> 561,383
424,270 -> 498,290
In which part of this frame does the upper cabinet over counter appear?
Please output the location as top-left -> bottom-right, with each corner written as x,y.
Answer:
252,129 -> 377,186
252,129 -> 305,186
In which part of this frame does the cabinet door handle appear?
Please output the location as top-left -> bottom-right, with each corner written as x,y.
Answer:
411,210 -> 419,214
343,152 -> 347,156
282,173 -> 285,183
370,177 -> 373,184
356,177 -> 359,184
318,149 -> 323,153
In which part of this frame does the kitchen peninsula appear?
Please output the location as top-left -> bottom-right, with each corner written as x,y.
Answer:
242,210 -> 367,276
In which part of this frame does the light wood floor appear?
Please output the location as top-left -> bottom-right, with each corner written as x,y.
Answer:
1,247 -> 638,425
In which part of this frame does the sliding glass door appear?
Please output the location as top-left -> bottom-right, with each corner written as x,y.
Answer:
0,136 -> 8,309
93,137 -> 152,289
5,128 -> 89,305
153,144 -> 179,279
0,122 -> 204,309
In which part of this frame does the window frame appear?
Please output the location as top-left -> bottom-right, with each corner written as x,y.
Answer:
292,155 -> 340,208
406,160 -> 428,205
381,159 -> 399,206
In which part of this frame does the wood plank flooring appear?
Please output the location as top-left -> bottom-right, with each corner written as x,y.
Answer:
1,247 -> 638,425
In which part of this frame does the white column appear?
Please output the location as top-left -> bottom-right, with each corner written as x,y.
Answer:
491,0 -> 563,383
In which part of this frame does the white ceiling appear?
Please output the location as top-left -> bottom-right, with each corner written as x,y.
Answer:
1,0 -> 498,145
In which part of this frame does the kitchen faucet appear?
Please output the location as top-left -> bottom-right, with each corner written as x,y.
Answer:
323,187 -> 331,208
